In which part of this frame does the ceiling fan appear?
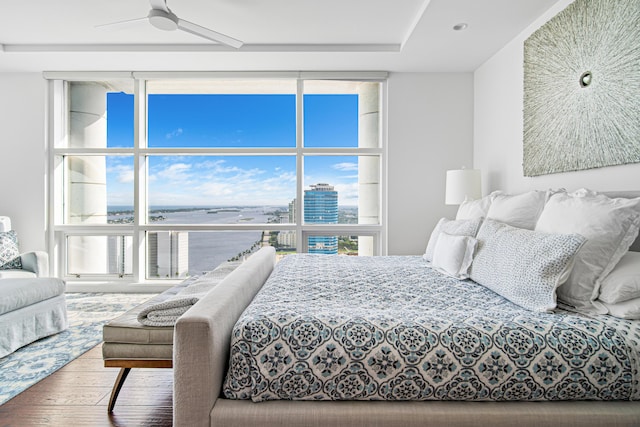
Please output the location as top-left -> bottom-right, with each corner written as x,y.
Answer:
98,0 -> 243,48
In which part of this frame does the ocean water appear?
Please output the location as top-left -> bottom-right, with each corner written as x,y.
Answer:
108,204 -> 357,276
158,207 -> 275,274
109,206 -> 282,275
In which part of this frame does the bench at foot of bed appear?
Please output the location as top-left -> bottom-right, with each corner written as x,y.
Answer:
102,259 -> 244,412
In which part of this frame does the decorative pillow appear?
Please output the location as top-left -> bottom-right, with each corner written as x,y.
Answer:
534,189 -> 640,311
423,217 -> 483,262
598,251 -> 640,304
486,190 -> 547,230
432,232 -> 477,279
0,230 -> 22,270
455,194 -> 493,220
600,297 -> 640,320
470,219 -> 585,312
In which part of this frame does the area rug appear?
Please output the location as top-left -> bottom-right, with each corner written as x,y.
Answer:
0,292 -> 155,406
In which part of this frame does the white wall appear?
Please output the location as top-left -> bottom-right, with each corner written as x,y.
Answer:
387,73 -> 474,255
474,0 -> 640,194
0,72 -> 473,261
0,73 -> 47,252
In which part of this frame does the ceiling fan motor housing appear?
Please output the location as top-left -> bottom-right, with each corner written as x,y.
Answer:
148,9 -> 179,31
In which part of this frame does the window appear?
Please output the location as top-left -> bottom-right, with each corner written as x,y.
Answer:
48,73 -> 386,285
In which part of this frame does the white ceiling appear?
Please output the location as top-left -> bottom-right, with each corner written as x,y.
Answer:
0,0 -> 561,73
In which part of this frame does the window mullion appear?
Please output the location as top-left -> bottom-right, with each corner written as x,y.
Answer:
132,78 -> 147,282
295,78 -> 304,252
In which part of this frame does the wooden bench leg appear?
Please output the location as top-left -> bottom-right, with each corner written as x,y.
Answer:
108,367 -> 131,413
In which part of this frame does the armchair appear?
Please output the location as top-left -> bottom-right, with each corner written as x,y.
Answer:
0,216 -> 49,278
0,216 -> 66,358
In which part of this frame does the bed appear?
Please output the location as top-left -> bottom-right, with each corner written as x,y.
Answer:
174,189 -> 640,427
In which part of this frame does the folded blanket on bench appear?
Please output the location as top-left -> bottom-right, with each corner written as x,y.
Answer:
137,261 -> 241,326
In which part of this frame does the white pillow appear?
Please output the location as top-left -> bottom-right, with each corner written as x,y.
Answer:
423,217 -> 483,262
600,297 -> 640,320
598,251 -> 640,304
432,232 -> 477,279
455,194 -> 493,220
486,190 -> 547,230
535,189 -> 640,311
470,219 -> 585,312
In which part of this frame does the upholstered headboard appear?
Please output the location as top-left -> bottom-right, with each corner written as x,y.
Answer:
603,191 -> 640,252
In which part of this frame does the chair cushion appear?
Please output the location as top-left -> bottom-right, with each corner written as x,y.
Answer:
0,270 -> 37,279
0,278 -> 66,315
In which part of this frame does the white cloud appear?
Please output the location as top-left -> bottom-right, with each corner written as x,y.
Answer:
107,164 -> 134,184
332,162 -> 358,172
147,158 -> 297,206
198,182 -> 235,197
109,158 -> 275,205
118,169 -> 134,184
334,182 -> 359,205
166,128 -> 183,139
150,163 -> 195,190
158,163 -> 192,180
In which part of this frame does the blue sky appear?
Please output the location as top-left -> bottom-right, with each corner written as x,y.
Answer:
106,92 -> 360,207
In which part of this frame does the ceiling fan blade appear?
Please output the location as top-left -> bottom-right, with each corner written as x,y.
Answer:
149,0 -> 170,13
95,16 -> 148,29
177,19 -> 243,49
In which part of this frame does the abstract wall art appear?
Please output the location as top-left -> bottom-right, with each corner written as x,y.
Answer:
523,0 -> 640,176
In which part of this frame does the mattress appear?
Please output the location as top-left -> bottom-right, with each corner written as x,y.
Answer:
223,254 -> 640,402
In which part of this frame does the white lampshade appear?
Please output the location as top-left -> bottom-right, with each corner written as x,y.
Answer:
445,169 -> 482,205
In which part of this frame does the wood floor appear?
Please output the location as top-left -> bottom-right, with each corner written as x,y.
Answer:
0,343 -> 173,426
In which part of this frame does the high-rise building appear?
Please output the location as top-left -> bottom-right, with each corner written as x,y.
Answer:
148,231 -> 190,278
288,198 -> 296,223
277,198 -> 297,249
304,183 -> 338,254
107,235 -> 132,276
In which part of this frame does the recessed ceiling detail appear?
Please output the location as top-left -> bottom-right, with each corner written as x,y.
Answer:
0,0 -> 561,72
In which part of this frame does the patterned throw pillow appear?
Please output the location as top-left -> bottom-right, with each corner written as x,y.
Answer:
470,219 -> 585,312
0,230 -> 22,270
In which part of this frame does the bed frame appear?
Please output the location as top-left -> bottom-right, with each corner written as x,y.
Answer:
174,191 -> 640,427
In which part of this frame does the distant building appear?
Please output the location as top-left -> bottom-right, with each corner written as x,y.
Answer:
288,198 -> 296,223
277,230 -> 296,248
276,198 -> 297,249
107,235 -> 132,276
148,231 -> 189,278
304,183 -> 338,254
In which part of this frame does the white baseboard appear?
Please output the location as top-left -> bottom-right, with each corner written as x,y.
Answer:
64,281 -> 176,293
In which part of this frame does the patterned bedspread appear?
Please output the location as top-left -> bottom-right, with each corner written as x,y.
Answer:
223,255 -> 640,402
